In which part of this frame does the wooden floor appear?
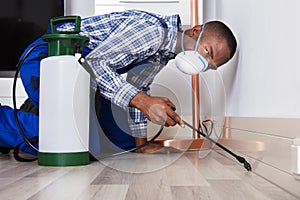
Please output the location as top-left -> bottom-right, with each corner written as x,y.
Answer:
0,150 -> 298,200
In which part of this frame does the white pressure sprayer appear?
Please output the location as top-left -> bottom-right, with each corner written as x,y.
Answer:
38,16 -> 90,166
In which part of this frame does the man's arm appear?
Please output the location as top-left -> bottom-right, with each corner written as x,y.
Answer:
128,92 -> 184,153
129,92 -> 184,127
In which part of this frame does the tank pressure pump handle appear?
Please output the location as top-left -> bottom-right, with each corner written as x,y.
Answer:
42,16 -> 89,57
50,16 -> 81,34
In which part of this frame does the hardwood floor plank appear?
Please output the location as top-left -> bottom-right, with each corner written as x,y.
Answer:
77,185 -> 129,200
92,166 -> 134,185
0,161 -> 39,178
99,152 -> 183,174
125,168 -> 173,200
185,151 -> 241,180
228,164 -> 300,200
170,186 -> 222,200
165,155 -> 210,186
28,162 -> 105,200
207,180 -> 273,200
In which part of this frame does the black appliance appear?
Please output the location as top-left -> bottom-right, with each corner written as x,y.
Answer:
0,0 -> 65,76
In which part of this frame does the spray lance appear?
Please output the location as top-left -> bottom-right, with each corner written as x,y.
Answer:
38,16 -> 90,166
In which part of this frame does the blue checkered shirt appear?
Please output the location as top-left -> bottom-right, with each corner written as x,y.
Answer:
58,10 -> 181,137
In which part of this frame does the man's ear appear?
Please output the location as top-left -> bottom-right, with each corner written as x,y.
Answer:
189,25 -> 203,38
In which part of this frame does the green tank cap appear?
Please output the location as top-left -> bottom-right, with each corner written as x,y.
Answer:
42,16 -> 89,56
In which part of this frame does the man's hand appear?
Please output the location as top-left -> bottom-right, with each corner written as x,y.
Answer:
134,137 -> 181,154
134,137 -> 161,153
134,137 -> 183,154
129,92 -> 185,127
135,143 -> 164,153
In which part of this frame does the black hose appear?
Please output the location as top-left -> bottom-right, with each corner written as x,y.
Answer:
13,43 -> 46,153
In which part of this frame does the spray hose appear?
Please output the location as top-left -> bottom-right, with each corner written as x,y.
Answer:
13,43 -> 46,153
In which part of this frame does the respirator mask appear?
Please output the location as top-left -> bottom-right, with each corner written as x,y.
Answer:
175,24 -> 217,75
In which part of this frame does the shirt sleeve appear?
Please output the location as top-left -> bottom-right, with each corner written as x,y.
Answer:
85,24 -> 165,110
128,106 -> 147,137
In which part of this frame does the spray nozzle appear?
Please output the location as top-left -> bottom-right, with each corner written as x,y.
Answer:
236,156 -> 252,171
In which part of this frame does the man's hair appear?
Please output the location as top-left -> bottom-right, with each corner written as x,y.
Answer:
205,21 -> 237,60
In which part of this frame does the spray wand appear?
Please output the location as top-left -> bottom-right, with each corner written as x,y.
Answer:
182,119 -> 252,171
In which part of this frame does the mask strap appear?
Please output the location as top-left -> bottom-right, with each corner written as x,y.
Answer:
181,30 -> 186,55
181,24 -> 205,55
194,24 -> 205,53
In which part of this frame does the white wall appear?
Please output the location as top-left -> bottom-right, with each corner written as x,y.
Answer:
204,0 -> 300,118
94,0 -> 192,26
0,78 -> 28,107
44,0 -> 300,119
66,0 -> 95,18
202,1 -> 300,196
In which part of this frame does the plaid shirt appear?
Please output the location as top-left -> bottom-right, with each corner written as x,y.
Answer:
58,10 -> 181,137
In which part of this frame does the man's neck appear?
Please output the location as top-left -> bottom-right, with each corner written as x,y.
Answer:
174,31 -> 183,55
174,30 -> 197,55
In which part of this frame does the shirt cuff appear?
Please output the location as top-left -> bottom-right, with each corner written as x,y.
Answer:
112,82 -> 141,110
129,122 -> 147,137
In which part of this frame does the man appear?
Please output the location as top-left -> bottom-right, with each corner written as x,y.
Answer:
0,10 -> 236,156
